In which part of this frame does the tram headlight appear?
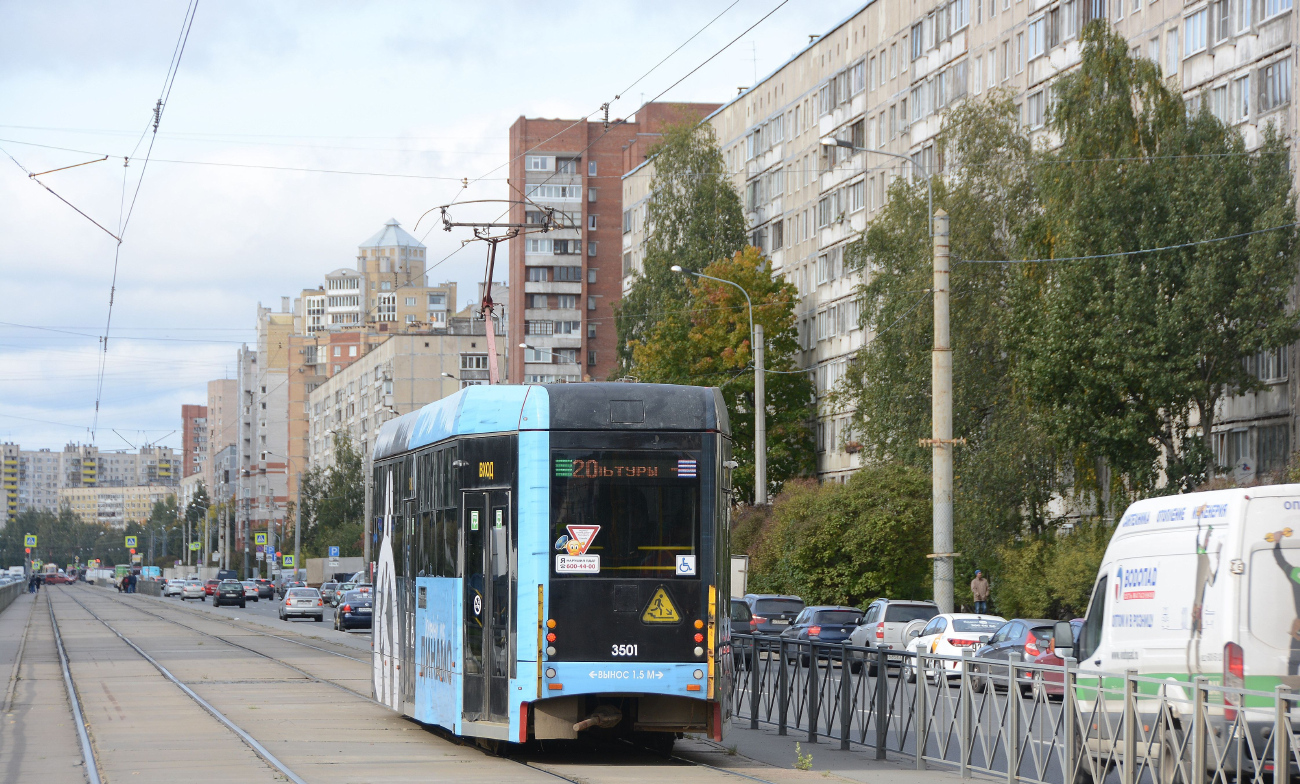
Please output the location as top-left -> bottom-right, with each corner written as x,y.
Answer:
694,646 -> 704,656
693,669 -> 703,680
545,668 -> 557,678
546,646 -> 556,656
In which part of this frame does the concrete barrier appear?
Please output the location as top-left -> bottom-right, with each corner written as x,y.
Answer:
0,579 -> 25,616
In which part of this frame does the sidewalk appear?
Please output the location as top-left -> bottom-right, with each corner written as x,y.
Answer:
679,719 -> 973,784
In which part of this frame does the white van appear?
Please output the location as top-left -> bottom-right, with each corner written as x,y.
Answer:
1076,484 -> 1300,692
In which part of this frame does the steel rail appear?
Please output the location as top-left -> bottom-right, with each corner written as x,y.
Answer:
46,594 -> 103,784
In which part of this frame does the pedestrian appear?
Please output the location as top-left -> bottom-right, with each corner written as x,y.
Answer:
116,575 -> 125,593
27,574 -> 35,594
971,570 -> 990,615
127,572 -> 137,593
34,574 -> 41,593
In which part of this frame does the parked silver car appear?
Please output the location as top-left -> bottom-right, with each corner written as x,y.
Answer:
278,587 -> 324,622
180,579 -> 206,601
848,598 -> 939,674
163,578 -> 185,597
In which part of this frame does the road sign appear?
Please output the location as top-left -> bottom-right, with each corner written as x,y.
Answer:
328,546 -> 340,558
328,559 -> 339,567
24,534 -> 36,547
282,555 -> 295,568
254,532 -> 268,546
125,536 -> 137,548
256,551 -> 265,561
189,542 -> 200,551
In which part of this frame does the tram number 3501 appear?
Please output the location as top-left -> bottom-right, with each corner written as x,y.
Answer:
611,644 -> 639,657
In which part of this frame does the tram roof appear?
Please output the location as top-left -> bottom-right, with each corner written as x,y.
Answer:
372,383 -> 730,461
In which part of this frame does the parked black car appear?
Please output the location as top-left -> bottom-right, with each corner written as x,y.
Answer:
213,579 -> 246,608
742,594 -> 805,637
334,590 -> 372,631
971,617 -> 1057,692
780,605 -> 865,666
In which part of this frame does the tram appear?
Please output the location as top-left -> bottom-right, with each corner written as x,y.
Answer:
370,382 -> 734,747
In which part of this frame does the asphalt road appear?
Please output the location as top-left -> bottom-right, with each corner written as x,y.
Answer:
152,587 -> 373,645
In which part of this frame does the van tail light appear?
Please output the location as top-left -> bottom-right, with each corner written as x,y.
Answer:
808,626 -> 822,637
1224,641 -> 1244,720
876,622 -> 885,640
1024,632 -> 1040,657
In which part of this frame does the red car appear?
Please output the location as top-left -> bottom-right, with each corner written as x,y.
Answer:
204,579 -> 220,597
1023,618 -> 1084,698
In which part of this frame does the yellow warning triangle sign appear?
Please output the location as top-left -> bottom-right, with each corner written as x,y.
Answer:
641,586 -> 681,624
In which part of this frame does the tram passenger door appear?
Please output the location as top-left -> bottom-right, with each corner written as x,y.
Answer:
462,490 -> 512,724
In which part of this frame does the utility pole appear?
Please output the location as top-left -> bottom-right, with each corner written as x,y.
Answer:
754,323 -> 767,505
293,471 -> 301,582
931,210 -> 954,614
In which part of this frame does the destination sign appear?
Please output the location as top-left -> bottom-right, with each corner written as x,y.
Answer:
554,455 -> 698,480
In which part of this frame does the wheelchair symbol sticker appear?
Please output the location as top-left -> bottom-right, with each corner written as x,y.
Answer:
675,555 -> 696,576
473,594 -> 482,616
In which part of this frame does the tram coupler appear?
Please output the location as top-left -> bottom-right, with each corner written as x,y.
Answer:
573,705 -> 623,732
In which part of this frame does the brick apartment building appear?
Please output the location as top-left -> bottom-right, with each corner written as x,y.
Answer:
180,403 -> 208,479
506,103 -> 719,383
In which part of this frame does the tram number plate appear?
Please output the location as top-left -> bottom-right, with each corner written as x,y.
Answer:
611,644 -> 639,657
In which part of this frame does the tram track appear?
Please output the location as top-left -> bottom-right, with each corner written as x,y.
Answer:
2,590 -> 36,714
55,587 -> 819,784
56,589 -> 310,784
46,594 -> 103,784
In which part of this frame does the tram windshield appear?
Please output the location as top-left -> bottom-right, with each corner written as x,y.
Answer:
550,449 -> 701,577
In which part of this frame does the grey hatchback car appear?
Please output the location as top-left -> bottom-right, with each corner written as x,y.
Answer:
279,587 -> 324,622
742,594 -> 806,636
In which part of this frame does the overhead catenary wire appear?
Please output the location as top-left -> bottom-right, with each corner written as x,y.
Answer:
92,0 -> 200,441
958,222 -> 1297,264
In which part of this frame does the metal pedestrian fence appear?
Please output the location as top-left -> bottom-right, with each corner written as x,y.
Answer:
728,633 -> 1299,784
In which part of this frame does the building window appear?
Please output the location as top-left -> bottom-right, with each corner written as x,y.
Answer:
428,293 -> 445,308
587,350 -> 597,367
588,161 -> 597,176
525,156 -> 553,171
587,323 -> 596,339
587,241 -> 597,257
1027,90 -> 1046,128
377,293 -> 396,321
1167,29 -> 1179,73
1261,58 -> 1291,111
405,314 -> 416,323
1028,17 -> 1045,58
1185,10 -> 1207,56
1237,0 -> 1252,30
1259,424 -> 1291,475
587,214 -> 597,231
587,268 -> 597,283
556,157 -> 578,174
1234,74 -> 1250,120
348,345 -> 358,357
525,320 -> 554,336
586,296 -> 596,311
1265,0 -> 1292,17
554,265 -> 582,282
461,354 -> 489,370
404,297 -> 416,306
526,267 -> 549,282
528,294 -> 548,309
557,294 -> 577,309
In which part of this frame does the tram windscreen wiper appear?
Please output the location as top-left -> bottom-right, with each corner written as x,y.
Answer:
550,449 -> 701,577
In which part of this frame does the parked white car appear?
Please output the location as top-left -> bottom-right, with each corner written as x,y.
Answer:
163,578 -> 186,597
902,613 -> 1005,682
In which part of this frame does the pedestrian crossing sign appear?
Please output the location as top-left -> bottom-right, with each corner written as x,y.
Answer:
124,536 -> 137,548
255,532 -> 268,545
24,534 -> 36,547
283,555 -> 295,568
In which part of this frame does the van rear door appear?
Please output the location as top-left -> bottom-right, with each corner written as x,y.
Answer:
1240,495 -> 1300,683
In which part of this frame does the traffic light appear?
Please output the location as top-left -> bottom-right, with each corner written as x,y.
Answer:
24,547 -> 30,554
275,551 -> 281,558
129,548 -> 136,555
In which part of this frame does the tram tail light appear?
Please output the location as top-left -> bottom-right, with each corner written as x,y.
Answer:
546,632 -> 557,643
693,633 -> 704,643
808,626 -> 822,637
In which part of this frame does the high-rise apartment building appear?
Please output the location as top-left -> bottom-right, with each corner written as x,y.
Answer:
3,442 -> 178,522
206,378 -> 237,492
181,404 -> 208,479
506,103 -> 719,384
60,485 -> 174,529
624,0 -> 1299,482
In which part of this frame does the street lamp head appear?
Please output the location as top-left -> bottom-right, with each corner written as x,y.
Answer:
440,372 -> 456,379
819,136 -> 852,149
670,265 -> 683,273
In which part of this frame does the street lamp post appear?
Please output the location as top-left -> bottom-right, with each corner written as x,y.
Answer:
667,266 -> 767,506
818,137 -> 953,614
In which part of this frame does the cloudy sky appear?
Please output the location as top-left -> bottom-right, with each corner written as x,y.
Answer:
0,0 -> 858,451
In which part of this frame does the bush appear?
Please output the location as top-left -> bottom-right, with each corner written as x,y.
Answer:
992,522 -> 1111,618
741,464 -> 932,607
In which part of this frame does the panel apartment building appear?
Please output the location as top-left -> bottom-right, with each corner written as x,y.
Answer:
624,0 -> 1298,482
506,103 -> 719,384
2,442 -> 179,524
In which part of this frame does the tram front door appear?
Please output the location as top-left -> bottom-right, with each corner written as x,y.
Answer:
462,490 -> 511,724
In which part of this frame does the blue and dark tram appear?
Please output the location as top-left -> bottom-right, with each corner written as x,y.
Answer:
370,382 -> 734,747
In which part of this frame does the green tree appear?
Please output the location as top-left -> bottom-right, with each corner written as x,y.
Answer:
628,247 -> 815,500
147,497 -> 180,566
739,464 -> 932,606
991,523 -> 1112,618
1012,23 -> 1299,495
0,507 -> 141,569
842,94 -> 1063,574
299,434 -> 366,557
615,121 -> 748,373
